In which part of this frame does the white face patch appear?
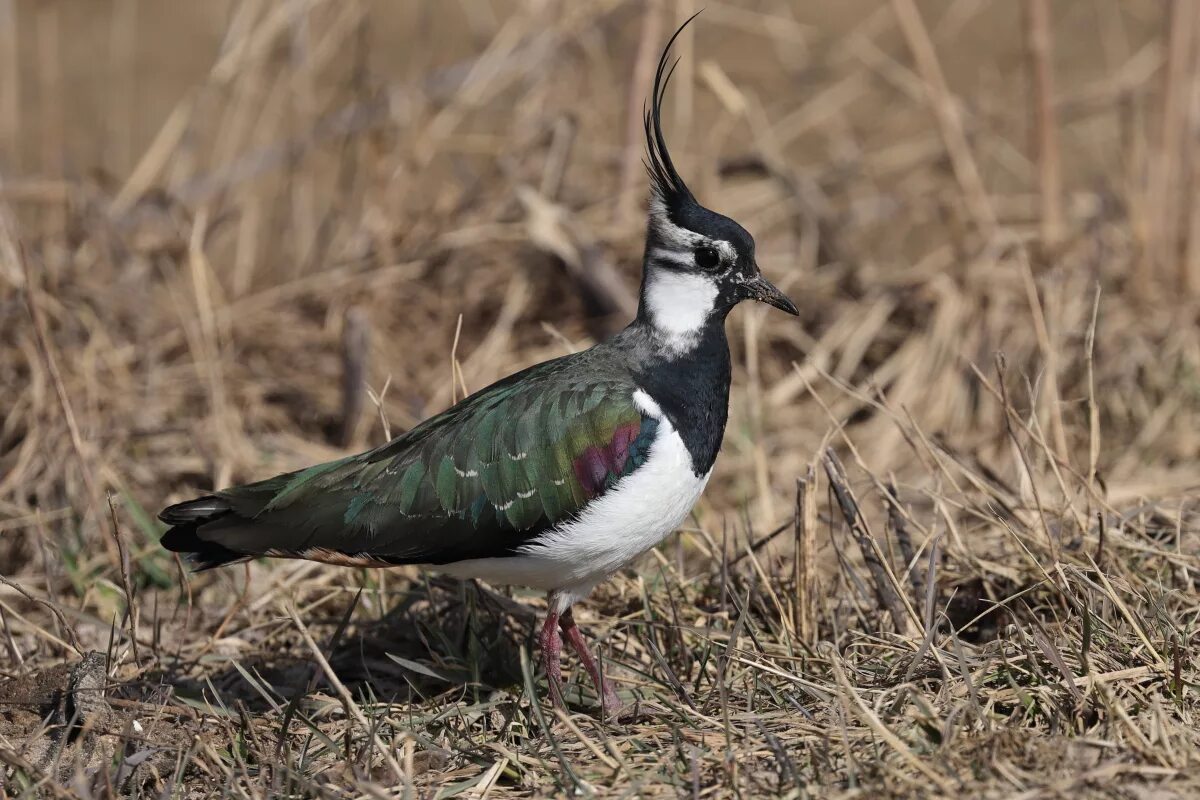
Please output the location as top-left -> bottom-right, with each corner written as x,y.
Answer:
643,268 -> 718,352
648,247 -> 693,268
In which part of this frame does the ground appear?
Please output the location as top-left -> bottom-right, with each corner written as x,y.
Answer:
1,1 -> 1199,798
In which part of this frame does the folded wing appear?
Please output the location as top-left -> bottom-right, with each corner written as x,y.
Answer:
161,365 -> 659,569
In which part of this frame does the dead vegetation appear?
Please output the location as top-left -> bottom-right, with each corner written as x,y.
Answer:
1,1 -> 1199,797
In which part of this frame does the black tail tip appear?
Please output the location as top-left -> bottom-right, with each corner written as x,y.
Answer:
159,496 -> 246,571
160,525 -> 247,571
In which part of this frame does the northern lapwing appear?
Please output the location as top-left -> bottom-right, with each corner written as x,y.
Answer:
160,18 -> 797,718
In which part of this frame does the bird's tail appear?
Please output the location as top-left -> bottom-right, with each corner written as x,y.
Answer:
159,496 -> 249,571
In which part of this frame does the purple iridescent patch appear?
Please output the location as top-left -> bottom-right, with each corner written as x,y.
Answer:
572,421 -> 641,497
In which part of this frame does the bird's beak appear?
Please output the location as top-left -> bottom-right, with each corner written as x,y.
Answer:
742,272 -> 798,315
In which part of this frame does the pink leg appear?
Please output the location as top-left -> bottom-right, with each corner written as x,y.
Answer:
559,608 -> 622,717
539,609 -> 565,710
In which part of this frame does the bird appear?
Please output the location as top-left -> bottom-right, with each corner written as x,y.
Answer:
159,16 -> 797,719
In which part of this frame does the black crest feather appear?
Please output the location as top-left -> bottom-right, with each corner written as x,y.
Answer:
644,12 -> 702,214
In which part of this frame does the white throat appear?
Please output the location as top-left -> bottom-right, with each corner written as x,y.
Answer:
643,268 -> 718,353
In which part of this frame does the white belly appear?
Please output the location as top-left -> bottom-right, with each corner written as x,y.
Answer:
440,390 -> 711,604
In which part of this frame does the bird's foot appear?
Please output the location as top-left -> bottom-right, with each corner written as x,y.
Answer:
607,699 -> 653,724
599,693 -> 642,724
594,675 -> 626,720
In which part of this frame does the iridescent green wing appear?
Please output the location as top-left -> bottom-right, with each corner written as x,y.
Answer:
192,362 -> 660,564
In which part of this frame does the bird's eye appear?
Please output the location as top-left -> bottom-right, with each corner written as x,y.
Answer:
694,245 -> 720,270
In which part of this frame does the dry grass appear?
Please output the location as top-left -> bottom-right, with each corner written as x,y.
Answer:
1,1 -> 1199,797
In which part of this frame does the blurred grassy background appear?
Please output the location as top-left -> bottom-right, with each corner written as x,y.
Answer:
1,1 -> 1199,797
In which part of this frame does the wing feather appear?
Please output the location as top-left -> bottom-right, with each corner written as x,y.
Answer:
161,363 -> 662,568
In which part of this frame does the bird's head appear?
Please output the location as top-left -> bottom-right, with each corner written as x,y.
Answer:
637,17 -> 797,352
